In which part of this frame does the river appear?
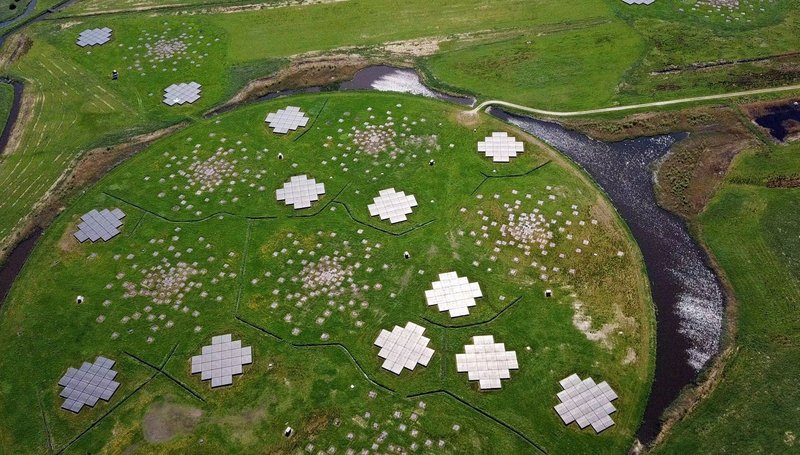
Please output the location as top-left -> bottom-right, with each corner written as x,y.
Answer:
0,65 -> 724,444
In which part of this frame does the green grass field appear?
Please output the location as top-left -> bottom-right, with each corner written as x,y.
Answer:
1,3 -> 799,452
0,91 -> 654,453
422,21 -> 645,110
2,0 -> 797,252
423,0 -> 800,110
655,141 -> 800,454
0,0 -> 612,249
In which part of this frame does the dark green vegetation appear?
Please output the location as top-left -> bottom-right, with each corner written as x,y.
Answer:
0,0 -> 27,22
655,140 -> 800,454
0,81 -> 13,128
0,92 -> 654,453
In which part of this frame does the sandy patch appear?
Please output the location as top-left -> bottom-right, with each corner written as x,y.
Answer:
785,431 -> 796,447
571,300 -> 634,349
57,218 -> 81,255
622,347 -> 637,365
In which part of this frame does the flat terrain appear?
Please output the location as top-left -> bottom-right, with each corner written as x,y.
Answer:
655,140 -> 800,454
2,0 -> 798,256
0,1 -> 798,454
0,91 -> 653,453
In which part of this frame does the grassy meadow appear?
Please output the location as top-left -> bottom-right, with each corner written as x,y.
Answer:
423,0 -> 800,109
0,92 -> 654,453
656,141 -> 800,454
422,20 -> 645,110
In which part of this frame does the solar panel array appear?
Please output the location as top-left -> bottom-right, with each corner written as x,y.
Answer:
163,82 -> 202,106
425,271 -> 483,318
76,28 -> 113,47
455,335 -> 518,390
276,174 -> 326,209
58,356 -> 120,413
554,373 -> 618,433
477,132 -> 525,163
74,208 -> 126,243
191,334 -> 253,388
265,106 -> 310,134
374,322 -> 435,375
367,188 -> 418,224
623,0 -> 655,4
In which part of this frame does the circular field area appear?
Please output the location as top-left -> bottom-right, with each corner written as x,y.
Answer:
0,92 -> 653,454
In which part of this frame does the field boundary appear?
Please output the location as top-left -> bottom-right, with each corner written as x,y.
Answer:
422,296 -> 523,329
407,389 -> 548,453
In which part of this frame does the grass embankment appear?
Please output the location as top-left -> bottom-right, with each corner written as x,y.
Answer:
656,140 -> 800,453
0,81 -> 13,128
0,92 -> 653,453
56,0 -> 286,16
422,0 -> 800,110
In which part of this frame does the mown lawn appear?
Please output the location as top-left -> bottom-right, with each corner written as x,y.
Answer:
657,142 -> 800,454
0,92 -> 654,454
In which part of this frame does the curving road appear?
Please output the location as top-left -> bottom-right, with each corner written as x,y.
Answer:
468,83 -> 800,116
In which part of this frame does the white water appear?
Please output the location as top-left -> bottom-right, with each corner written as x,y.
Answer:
369,70 -> 440,99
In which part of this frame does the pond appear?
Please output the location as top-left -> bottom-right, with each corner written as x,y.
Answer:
753,100 -> 800,142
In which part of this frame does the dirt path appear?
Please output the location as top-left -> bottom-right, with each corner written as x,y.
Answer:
469,84 -> 800,117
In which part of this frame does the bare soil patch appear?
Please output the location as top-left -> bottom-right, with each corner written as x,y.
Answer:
142,401 -> 203,444
766,175 -> 800,188
0,33 -> 32,71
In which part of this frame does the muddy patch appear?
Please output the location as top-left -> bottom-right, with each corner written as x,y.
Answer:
766,176 -> 800,188
56,218 -> 81,255
142,401 -> 203,444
